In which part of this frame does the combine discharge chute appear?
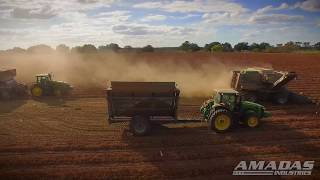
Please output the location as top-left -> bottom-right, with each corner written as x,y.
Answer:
231,68 -> 297,104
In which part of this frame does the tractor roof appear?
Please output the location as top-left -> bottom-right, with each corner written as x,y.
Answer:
36,73 -> 50,76
215,89 -> 239,94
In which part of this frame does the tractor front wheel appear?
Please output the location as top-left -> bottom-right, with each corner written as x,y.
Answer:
31,86 -> 43,97
245,114 -> 260,128
209,109 -> 233,133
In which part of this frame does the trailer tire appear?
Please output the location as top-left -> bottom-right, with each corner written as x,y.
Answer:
130,116 -> 151,136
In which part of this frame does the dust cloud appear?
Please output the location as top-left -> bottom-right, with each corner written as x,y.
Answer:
0,51 -> 235,97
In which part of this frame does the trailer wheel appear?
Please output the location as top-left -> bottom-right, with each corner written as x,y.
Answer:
130,116 -> 151,136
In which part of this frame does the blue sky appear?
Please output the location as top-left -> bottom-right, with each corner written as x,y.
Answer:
0,0 -> 319,49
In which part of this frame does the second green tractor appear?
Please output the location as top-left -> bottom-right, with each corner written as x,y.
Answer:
200,89 -> 271,133
31,73 -> 72,97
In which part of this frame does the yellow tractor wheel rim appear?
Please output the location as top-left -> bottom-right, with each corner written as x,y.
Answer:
32,87 -> 43,97
214,114 -> 231,131
247,117 -> 259,127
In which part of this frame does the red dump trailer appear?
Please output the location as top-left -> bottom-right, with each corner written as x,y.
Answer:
0,69 -> 27,100
106,81 -> 180,136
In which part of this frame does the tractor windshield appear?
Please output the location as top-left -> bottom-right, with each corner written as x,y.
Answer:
37,76 -> 49,83
221,93 -> 236,110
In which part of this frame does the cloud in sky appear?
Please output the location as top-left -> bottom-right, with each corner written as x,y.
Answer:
250,14 -> 304,24
11,6 -> 57,19
0,0 -> 319,49
133,0 -> 247,14
295,0 -> 320,12
141,14 -> 167,22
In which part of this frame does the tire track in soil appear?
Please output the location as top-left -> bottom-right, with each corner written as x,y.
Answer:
0,97 -> 320,179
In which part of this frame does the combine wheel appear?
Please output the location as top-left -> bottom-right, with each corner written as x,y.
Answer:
209,109 -> 233,133
274,91 -> 289,104
130,116 -> 151,136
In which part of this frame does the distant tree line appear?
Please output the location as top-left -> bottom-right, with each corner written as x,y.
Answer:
2,41 -> 320,54
180,41 -> 320,53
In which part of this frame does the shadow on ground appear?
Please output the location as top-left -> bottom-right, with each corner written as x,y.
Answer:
120,105 -> 319,179
0,99 -> 27,114
31,97 -> 77,107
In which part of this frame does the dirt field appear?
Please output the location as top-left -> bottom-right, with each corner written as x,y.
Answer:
0,52 -> 320,179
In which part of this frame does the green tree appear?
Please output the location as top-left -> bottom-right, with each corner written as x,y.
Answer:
249,43 -> 260,51
204,42 -> 221,51
234,42 -> 249,51
141,45 -> 154,52
27,44 -> 53,53
81,44 -> 97,53
222,42 -> 233,52
99,43 -> 120,52
283,41 -> 299,51
211,44 -> 223,52
259,42 -> 271,50
180,41 -> 201,52
10,47 -> 26,53
314,42 -> 320,50
180,41 -> 191,51
123,45 -> 133,52
56,44 -> 70,53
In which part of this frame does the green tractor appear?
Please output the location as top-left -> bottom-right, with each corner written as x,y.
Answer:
200,89 -> 271,133
30,73 -> 72,97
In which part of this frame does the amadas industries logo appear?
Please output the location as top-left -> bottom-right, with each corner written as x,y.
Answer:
233,161 -> 315,176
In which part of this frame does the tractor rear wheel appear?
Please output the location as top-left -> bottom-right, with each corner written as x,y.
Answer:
54,89 -> 62,97
130,116 -> 151,136
31,86 -> 43,97
245,114 -> 260,128
209,109 -> 233,133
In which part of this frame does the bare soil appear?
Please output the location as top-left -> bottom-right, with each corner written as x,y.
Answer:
0,52 -> 320,179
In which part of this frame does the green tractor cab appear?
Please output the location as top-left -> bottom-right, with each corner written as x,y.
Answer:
200,89 -> 271,133
31,73 -> 72,97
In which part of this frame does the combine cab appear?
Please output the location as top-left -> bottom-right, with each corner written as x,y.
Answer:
0,69 -> 27,100
231,68 -> 297,104
30,73 -> 72,97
